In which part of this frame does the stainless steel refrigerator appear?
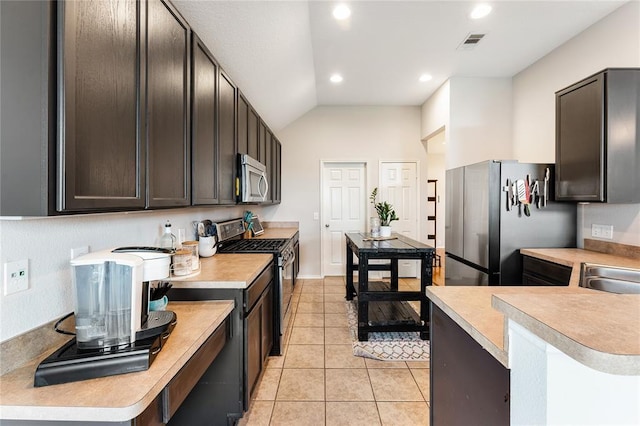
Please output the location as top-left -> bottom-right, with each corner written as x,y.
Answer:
445,160 -> 576,286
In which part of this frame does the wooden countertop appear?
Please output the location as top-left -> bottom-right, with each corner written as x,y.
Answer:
521,248 -> 640,286
169,253 -> 273,289
493,293 -> 640,375
256,227 -> 298,239
426,286 -> 597,368
0,301 -> 234,422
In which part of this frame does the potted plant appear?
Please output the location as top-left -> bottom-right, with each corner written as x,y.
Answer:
370,188 -> 398,237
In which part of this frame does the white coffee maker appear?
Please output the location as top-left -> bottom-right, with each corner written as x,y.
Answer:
70,248 -> 173,349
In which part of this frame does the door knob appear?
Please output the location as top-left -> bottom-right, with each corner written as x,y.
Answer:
325,224 -> 329,228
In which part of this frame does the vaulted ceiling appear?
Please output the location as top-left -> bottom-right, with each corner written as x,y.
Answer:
173,1 -> 626,131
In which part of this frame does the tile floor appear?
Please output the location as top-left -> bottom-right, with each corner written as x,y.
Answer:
239,275 -> 434,426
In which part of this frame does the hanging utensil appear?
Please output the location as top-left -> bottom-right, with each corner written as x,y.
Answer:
516,179 -> 530,217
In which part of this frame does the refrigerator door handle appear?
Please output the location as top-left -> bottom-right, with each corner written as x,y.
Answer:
445,252 -> 490,275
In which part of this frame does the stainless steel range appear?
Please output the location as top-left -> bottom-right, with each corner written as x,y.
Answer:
216,219 -> 295,355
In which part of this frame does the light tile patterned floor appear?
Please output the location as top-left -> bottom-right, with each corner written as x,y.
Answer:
239,276 -> 431,426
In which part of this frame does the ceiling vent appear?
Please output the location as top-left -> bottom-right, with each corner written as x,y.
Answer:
457,33 -> 486,50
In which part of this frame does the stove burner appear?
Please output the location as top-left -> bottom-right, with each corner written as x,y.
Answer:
220,238 -> 288,253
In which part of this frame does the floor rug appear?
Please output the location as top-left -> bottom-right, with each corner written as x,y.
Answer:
346,300 -> 430,362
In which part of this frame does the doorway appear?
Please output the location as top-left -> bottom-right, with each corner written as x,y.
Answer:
379,161 -> 419,277
321,162 -> 367,276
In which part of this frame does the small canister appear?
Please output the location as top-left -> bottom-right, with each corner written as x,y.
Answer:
182,241 -> 200,271
172,249 -> 192,276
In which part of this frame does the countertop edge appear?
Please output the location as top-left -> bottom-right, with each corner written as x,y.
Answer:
491,295 -> 640,376
0,301 -> 235,422
426,288 -> 509,367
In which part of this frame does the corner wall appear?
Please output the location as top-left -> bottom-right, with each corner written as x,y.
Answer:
512,1 -> 640,246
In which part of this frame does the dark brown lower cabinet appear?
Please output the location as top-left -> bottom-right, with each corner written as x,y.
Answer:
430,304 -> 510,425
168,262 -> 274,424
522,255 -> 572,286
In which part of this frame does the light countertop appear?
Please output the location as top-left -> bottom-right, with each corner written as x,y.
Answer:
492,292 -> 640,375
521,248 -> 640,286
425,286 -> 594,368
256,227 -> 298,240
0,300 -> 234,422
169,253 -> 273,289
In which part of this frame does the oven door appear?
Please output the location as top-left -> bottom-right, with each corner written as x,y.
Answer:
278,252 -> 295,352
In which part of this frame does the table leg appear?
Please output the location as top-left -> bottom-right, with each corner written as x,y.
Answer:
358,253 -> 369,341
346,242 -> 356,300
390,258 -> 399,291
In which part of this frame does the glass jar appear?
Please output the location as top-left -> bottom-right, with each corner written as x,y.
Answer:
172,249 -> 192,276
370,217 -> 381,237
182,241 -> 200,271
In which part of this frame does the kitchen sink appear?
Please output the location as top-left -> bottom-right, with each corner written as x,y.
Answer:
580,263 -> 640,294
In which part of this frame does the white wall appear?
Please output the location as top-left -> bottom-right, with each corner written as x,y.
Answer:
420,80 -> 450,141
447,77 -> 514,169
512,1 -> 640,246
276,106 -> 427,277
421,78 -> 514,170
0,205 -> 256,342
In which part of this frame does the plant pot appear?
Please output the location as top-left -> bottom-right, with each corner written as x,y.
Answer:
380,226 -> 392,237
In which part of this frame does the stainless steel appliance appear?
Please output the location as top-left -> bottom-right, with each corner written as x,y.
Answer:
216,218 -> 295,355
34,249 -> 177,387
445,160 -> 577,286
239,154 -> 269,203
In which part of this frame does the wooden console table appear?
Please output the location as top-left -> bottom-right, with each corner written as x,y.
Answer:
345,233 -> 435,341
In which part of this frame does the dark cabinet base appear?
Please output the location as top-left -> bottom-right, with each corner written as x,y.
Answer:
430,304 -> 510,425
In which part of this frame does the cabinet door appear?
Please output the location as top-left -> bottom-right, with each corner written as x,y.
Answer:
273,138 -> 282,203
258,121 -> 267,164
146,0 -> 190,208
246,303 -> 262,399
261,285 -> 274,362
237,93 -> 248,155
555,73 -> 604,201
248,107 -> 259,159
265,131 -> 273,203
58,0 -> 145,212
218,70 -> 237,204
191,34 -> 218,205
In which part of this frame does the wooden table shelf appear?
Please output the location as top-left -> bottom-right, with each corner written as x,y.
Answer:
345,233 -> 435,341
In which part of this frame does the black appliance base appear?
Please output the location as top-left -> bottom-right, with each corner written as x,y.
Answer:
34,311 -> 177,387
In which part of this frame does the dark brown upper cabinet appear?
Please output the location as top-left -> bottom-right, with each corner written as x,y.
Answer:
57,0 -> 145,212
273,137 -> 282,204
248,106 -> 259,160
237,92 -> 249,155
146,0 -> 191,208
218,70 -> 238,205
191,33 -> 218,205
258,120 -> 267,164
264,130 -> 273,203
555,68 -> 639,203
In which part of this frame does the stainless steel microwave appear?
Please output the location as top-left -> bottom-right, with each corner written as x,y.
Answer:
239,154 -> 269,202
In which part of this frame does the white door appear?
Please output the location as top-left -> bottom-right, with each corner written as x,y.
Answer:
321,162 -> 366,276
380,162 -> 419,277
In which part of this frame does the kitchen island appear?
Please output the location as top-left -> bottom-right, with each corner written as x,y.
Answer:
0,301 -> 234,424
345,232 -> 435,341
426,285 -> 640,425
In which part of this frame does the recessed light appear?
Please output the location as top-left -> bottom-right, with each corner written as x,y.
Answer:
333,4 -> 351,20
419,74 -> 433,82
470,4 -> 492,19
330,73 -> 344,83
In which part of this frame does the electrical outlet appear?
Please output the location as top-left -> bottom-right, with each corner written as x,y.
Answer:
591,224 -> 614,239
71,246 -> 89,259
4,259 -> 29,295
